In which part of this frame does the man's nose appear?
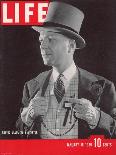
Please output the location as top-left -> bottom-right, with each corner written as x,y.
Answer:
40,38 -> 49,49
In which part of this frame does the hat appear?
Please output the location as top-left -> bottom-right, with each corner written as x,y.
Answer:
32,1 -> 86,49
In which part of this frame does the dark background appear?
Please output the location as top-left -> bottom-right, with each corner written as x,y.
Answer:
0,0 -> 116,138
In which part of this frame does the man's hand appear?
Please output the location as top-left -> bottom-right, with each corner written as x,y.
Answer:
21,96 -> 48,126
69,98 -> 100,128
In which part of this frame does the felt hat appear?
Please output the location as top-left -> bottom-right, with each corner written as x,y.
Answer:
32,1 -> 86,49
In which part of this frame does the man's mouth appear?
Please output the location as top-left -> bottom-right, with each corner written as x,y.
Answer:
42,53 -> 52,59
42,54 -> 52,56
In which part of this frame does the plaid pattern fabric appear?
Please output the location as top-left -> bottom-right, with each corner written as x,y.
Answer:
35,71 -> 79,139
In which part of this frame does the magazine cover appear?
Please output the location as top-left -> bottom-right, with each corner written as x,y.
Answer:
0,0 -> 116,154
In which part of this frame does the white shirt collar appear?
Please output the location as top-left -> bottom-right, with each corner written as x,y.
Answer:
52,62 -> 77,82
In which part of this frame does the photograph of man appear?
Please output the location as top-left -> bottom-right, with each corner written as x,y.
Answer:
16,1 -> 116,139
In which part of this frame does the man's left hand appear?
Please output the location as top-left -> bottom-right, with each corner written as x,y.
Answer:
69,98 -> 100,128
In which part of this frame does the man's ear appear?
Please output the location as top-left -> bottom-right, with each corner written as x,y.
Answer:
68,39 -> 76,53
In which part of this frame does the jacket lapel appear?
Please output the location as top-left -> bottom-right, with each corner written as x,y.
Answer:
78,67 -> 105,106
29,70 -> 52,101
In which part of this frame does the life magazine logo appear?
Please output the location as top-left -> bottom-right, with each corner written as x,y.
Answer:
0,1 -> 49,25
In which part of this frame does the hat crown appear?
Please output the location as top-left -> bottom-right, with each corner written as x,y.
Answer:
32,1 -> 86,49
45,1 -> 84,34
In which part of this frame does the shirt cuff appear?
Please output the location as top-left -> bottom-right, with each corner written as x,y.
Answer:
89,107 -> 101,129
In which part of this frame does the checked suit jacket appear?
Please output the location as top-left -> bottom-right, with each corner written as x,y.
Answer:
16,67 -> 116,139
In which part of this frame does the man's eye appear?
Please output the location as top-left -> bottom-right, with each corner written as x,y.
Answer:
48,38 -> 52,42
48,36 -> 53,42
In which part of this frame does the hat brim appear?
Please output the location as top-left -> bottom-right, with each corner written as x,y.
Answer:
32,26 -> 86,49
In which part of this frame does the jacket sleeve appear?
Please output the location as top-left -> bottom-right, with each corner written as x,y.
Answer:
92,82 -> 116,138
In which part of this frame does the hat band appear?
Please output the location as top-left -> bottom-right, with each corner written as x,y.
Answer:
43,22 -> 79,35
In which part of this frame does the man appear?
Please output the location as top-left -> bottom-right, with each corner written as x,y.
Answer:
16,1 -> 116,139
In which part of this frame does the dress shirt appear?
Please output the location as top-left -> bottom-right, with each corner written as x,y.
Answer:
50,62 -> 77,94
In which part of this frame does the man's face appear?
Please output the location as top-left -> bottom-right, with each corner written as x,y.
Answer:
39,30 -> 73,68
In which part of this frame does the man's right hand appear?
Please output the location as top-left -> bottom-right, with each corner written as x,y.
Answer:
21,96 -> 48,126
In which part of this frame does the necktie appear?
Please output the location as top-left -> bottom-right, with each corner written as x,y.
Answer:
54,74 -> 65,103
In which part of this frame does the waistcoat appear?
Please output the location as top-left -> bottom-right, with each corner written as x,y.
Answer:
34,72 -> 79,139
